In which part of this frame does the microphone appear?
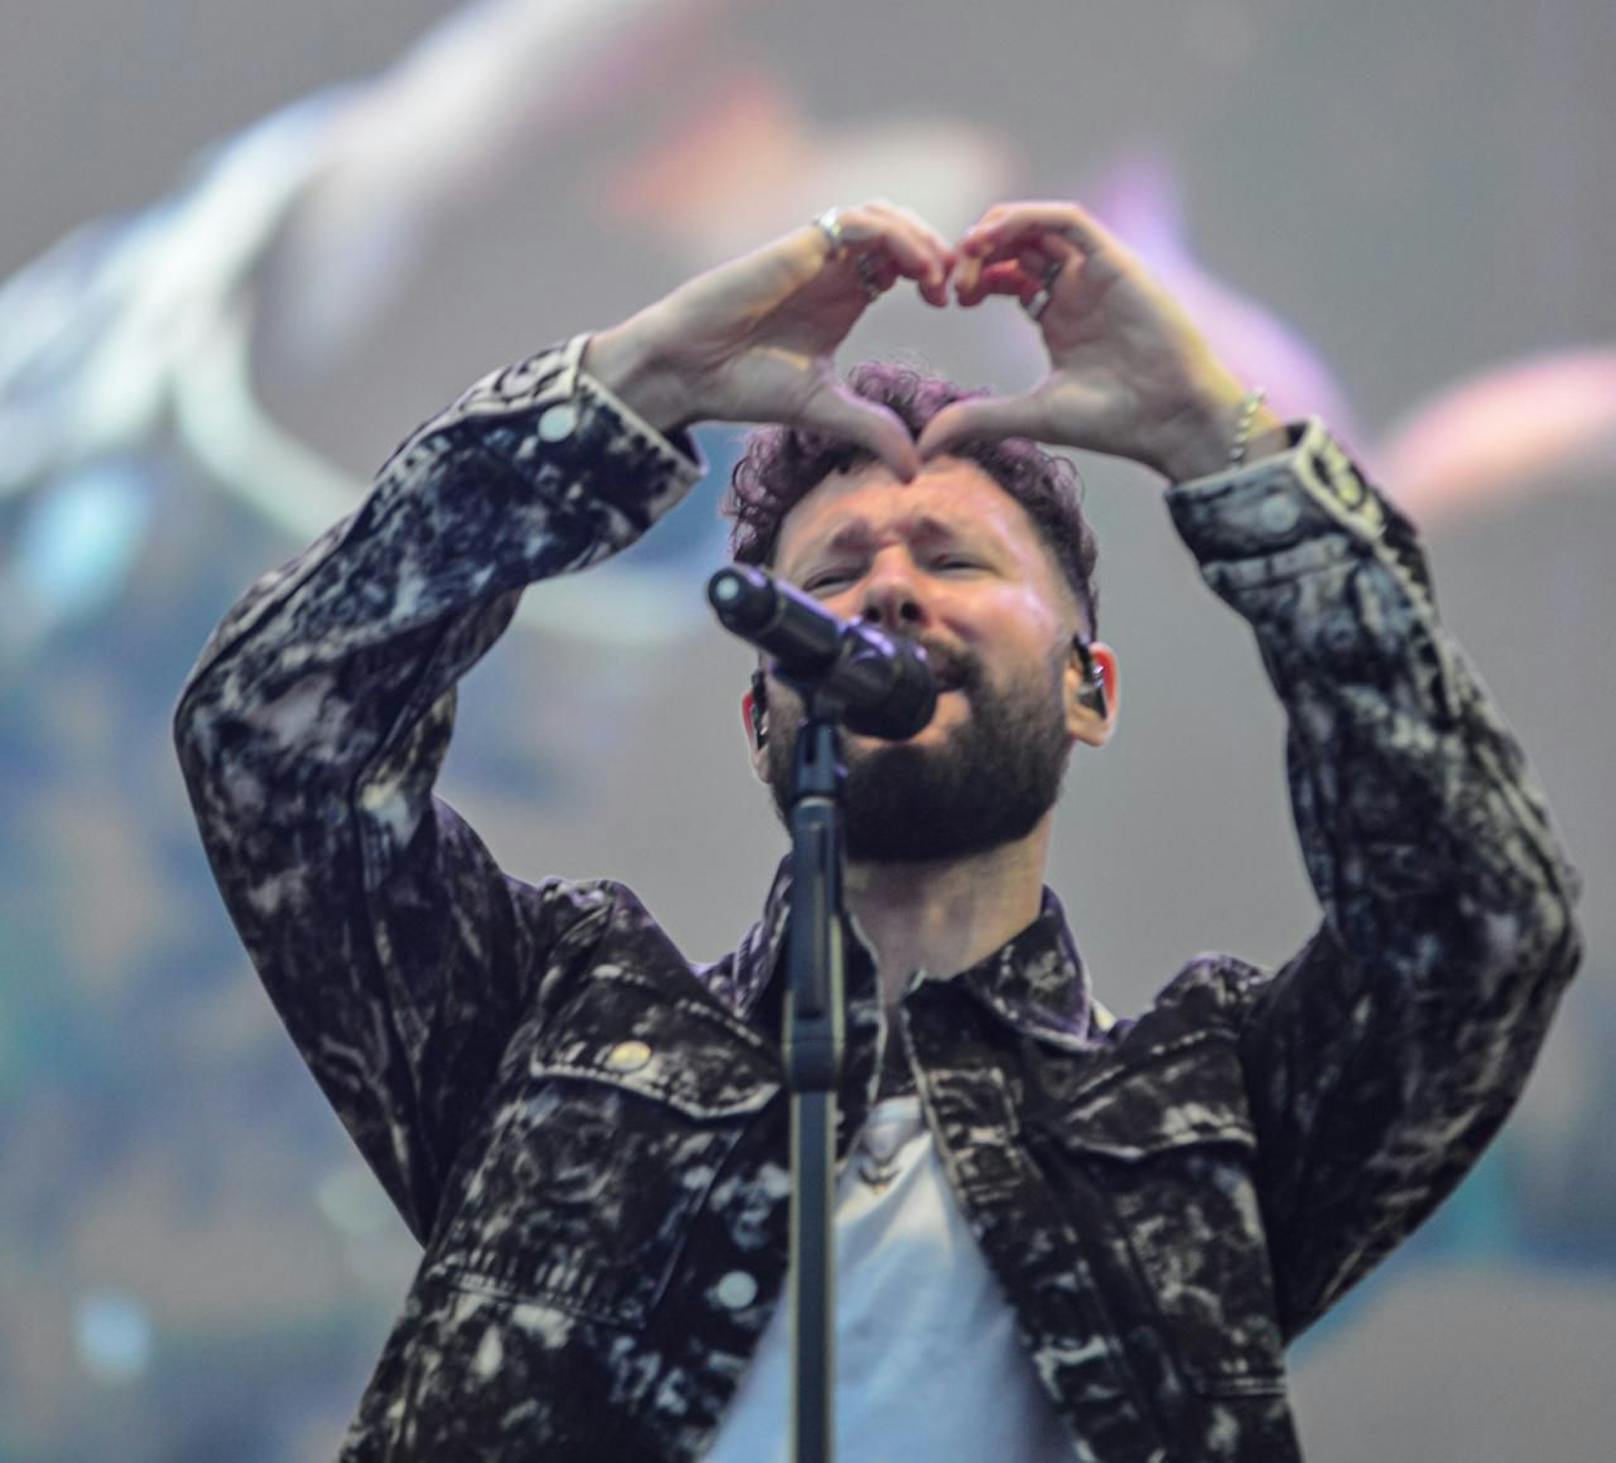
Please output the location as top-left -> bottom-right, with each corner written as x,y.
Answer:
707,565 -> 938,740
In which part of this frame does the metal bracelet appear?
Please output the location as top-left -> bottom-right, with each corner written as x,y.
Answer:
1229,386 -> 1268,467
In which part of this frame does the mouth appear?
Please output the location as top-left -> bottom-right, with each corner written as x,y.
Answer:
919,648 -> 966,693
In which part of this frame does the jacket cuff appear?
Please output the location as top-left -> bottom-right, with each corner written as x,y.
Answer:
1162,418 -> 1390,581
571,334 -> 706,491
438,334 -> 706,532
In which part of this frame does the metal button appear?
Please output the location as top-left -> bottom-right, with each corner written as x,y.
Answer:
537,402 -> 579,442
604,1040 -> 652,1073
715,1270 -> 758,1310
1257,492 -> 1300,534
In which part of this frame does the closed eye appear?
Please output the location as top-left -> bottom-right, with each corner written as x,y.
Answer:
805,558 -> 981,592
802,569 -> 856,594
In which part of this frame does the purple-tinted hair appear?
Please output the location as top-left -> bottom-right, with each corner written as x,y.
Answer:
720,360 -> 1099,632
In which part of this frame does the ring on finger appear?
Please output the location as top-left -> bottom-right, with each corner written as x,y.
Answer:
813,206 -> 847,259
1022,260 -> 1065,323
855,251 -> 885,302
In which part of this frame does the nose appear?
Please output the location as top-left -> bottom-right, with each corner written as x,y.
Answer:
857,553 -> 928,634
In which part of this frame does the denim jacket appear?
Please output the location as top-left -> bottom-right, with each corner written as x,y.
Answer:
174,334 -> 1581,1461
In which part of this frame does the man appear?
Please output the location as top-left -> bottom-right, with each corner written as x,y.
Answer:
174,198 -> 1581,1461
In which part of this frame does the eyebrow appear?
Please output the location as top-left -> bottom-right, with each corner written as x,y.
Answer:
785,514 -> 985,577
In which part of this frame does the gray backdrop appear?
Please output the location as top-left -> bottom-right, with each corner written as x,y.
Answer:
1,2 -> 1611,1458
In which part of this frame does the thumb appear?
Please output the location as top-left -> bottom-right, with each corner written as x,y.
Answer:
797,386 -> 922,483
917,392 -> 1047,459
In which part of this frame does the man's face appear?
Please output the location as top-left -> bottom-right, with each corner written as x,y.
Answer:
757,455 -> 1105,863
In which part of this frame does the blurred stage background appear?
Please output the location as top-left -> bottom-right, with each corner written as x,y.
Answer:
1,1 -> 1612,1458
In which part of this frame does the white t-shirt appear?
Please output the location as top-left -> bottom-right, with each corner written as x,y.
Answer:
705,1096 -> 1079,1461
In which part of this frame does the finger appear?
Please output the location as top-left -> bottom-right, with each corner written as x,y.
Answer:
959,200 -> 1096,253
959,234 -> 1062,284
1016,243 -> 1060,276
1016,246 -> 1068,308
798,387 -> 922,482
957,201 -> 1012,245
959,200 -> 1117,262
842,202 -> 953,306
953,251 -> 983,301
881,200 -> 956,258
866,199 -> 957,271
858,254 -> 902,297
916,393 -> 1048,459
875,200 -> 958,305
954,223 -> 1071,299
856,229 -> 947,305
956,260 -> 1036,307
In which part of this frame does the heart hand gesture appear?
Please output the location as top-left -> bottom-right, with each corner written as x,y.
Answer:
583,200 -> 955,482
916,201 -> 1286,480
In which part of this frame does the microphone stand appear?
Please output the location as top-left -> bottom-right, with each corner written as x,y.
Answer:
781,686 -> 847,1463
705,563 -> 935,1463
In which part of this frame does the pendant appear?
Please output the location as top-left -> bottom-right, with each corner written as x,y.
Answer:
857,1151 -> 900,1193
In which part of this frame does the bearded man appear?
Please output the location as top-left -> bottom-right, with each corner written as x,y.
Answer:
174,199 -> 1581,1461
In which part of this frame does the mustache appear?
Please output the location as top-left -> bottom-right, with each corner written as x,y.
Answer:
901,637 -> 979,693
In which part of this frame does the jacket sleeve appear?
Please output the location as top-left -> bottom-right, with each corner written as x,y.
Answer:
1162,420 -> 1583,1342
172,334 -> 704,1243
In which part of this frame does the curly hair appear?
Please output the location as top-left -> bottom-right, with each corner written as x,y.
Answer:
721,361 -> 1099,633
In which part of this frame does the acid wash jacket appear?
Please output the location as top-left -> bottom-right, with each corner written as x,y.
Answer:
174,333 -> 1582,1462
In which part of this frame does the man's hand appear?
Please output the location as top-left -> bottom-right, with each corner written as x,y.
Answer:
584,200 -> 955,481
916,200 -> 1288,480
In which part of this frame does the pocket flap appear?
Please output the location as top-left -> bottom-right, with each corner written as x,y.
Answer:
532,969 -> 781,1120
1043,1031 -> 1256,1161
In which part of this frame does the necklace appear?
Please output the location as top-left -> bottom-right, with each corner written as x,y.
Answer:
855,1100 -> 920,1193
857,1149 -> 900,1193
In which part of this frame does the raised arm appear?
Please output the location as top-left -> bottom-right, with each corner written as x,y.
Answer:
173,339 -> 700,1241
174,202 -> 955,1242
922,198 -> 1582,1339
1165,420 -> 1580,1338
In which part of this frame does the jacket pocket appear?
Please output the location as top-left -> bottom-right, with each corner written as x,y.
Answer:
1038,1033 -> 1287,1396
427,968 -> 781,1329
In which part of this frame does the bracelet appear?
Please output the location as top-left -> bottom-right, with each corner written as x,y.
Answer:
1229,386 -> 1267,468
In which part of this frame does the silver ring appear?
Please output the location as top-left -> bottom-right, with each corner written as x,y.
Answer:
813,206 -> 846,259
1021,261 -> 1064,323
856,252 -> 884,302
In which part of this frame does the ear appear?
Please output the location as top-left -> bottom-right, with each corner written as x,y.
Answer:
1065,639 -> 1119,748
740,685 -> 770,781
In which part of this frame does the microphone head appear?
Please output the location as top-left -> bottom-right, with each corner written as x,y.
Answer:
708,563 -> 937,738
842,637 -> 938,740
706,565 -> 773,634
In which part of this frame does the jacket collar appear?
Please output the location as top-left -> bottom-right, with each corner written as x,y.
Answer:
729,858 -> 798,1017
953,885 -> 1097,1049
731,857 -> 1097,1049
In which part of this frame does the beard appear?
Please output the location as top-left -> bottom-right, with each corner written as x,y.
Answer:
764,643 -> 1072,863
